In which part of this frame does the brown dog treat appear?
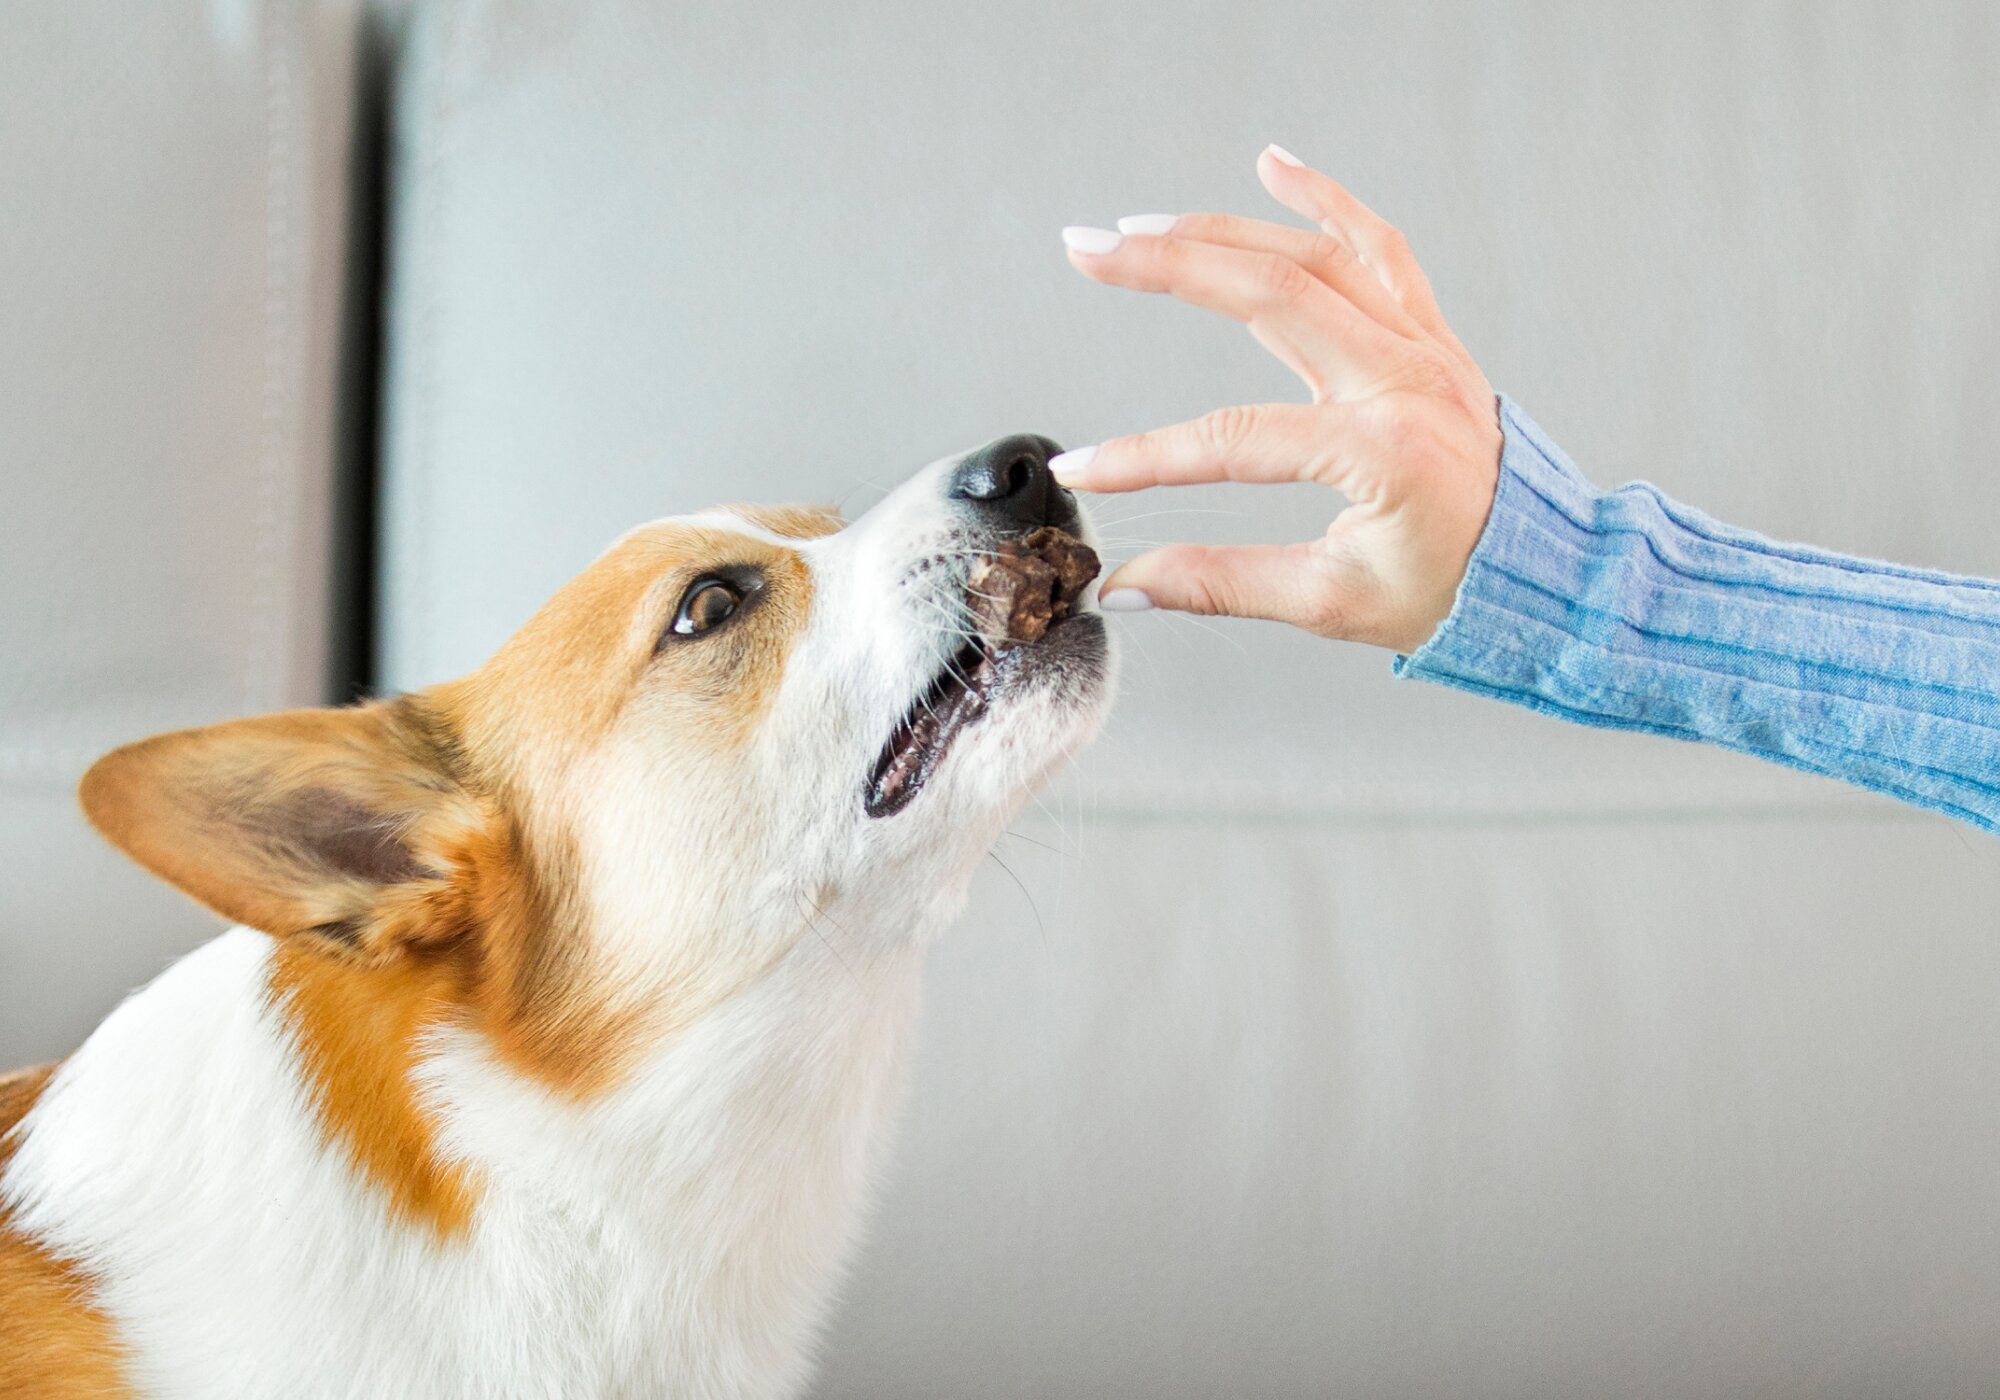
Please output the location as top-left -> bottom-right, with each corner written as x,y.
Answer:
966,527 -> 1101,647
967,554 -> 1052,645
1024,526 -> 1099,600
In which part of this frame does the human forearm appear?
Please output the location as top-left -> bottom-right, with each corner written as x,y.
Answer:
1399,397 -> 2000,833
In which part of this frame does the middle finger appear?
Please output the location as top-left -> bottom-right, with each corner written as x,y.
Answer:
1064,230 -> 1411,402
1121,212 -> 1424,342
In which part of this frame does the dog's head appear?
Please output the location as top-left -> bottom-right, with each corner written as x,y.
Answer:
79,435 -> 1112,1088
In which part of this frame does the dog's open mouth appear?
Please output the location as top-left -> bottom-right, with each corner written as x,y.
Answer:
864,527 -> 1100,818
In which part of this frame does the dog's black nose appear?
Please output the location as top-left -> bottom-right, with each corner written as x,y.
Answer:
948,434 -> 1077,533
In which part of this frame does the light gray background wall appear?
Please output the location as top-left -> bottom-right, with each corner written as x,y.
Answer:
372,3 -> 2000,1395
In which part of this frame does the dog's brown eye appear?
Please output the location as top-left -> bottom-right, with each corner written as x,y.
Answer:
671,578 -> 744,637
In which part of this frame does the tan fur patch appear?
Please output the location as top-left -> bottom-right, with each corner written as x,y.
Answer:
261,805 -> 641,1235
0,1064 -> 134,1398
451,817 -> 644,1099
416,520 -> 819,1091
452,521 -> 815,765
726,503 -> 844,541
79,515 -> 821,1237
264,949 -> 481,1239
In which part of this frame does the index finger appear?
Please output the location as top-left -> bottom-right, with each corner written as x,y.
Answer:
1053,401 -> 1374,497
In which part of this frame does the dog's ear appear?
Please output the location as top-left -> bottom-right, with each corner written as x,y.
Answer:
79,698 -> 490,960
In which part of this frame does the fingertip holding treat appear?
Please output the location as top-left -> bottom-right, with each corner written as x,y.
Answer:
1049,445 -> 1098,486
1263,143 -> 1306,168
1061,226 -> 1123,255
1115,214 -> 1178,236
1097,588 -> 1154,613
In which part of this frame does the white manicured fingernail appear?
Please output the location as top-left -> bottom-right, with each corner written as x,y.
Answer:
1061,225 -> 1123,255
1098,589 -> 1154,613
1264,143 -> 1306,168
1050,445 -> 1098,485
1116,213 -> 1178,236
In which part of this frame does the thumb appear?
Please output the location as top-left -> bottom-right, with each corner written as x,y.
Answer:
1099,541 -> 1363,637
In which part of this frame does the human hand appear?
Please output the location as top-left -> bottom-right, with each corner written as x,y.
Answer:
1057,145 -> 1503,654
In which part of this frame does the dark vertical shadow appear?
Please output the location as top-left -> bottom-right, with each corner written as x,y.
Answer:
327,4 -> 402,705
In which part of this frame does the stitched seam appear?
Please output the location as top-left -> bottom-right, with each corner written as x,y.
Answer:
409,0 -> 460,686
0,751 -> 1885,820
247,0 -> 296,715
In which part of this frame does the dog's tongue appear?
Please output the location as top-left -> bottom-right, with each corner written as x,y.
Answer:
966,527 -> 1100,647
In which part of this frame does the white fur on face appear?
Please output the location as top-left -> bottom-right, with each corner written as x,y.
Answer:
569,461 -> 1113,1005
1,459 -> 1113,1399
796,455 -> 1113,896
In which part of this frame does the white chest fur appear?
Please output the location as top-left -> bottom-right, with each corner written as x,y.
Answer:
1,927 -> 927,1399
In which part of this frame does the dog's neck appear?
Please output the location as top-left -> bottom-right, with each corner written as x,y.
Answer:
5,916 -> 932,1398
429,917 -> 930,1392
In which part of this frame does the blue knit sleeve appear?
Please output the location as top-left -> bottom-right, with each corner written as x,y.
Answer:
1396,395 -> 2000,834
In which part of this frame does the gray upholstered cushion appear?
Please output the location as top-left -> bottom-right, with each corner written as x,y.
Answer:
0,0 -> 365,1063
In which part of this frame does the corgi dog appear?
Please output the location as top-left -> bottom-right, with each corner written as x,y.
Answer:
0,436 -> 1111,1399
